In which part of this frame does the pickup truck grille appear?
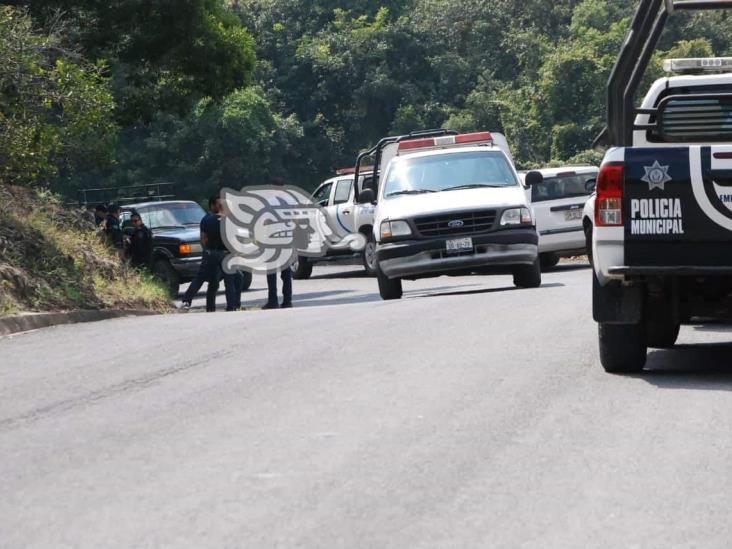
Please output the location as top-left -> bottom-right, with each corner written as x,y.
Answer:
414,209 -> 497,237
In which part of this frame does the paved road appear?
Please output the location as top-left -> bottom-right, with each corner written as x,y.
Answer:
2,261 -> 732,548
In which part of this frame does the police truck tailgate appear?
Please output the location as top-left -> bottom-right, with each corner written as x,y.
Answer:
623,147 -> 732,270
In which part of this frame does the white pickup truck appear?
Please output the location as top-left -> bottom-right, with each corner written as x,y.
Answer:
589,0 -> 732,372
292,171 -> 376,279
354,130 -> 544,300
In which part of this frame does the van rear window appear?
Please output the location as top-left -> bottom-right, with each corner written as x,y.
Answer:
531,173 -> 596,203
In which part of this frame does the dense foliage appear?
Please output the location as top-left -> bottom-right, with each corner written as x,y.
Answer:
3,1 -> 732,200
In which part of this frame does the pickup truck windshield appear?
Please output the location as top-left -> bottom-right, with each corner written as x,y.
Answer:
141,203 -> 206,229
384,151 -> 518,198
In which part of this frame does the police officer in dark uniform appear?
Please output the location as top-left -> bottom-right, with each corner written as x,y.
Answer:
104,204 -> 124,252
127,211 -> 153,268
196,195 -> 241,312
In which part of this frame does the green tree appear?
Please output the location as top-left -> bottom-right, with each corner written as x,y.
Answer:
0,7 -> 116,188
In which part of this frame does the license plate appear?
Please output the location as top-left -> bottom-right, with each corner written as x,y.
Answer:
564,209 -> 582,221
446,237 -> 473,252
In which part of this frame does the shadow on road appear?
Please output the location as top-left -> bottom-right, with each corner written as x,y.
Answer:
310,269 -> 369,280
545,262 -> 591,273
640,342 -> 732,390
410,282 -> 565,299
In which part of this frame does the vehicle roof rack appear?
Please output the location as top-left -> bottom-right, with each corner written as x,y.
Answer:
77,182 -> 176,207
353,129 -> 458,201
598,0 -> 732,149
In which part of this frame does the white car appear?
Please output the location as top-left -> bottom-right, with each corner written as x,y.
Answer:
523,166 -> 598,268
293,172 -> 376,279
363,131 -> 543,300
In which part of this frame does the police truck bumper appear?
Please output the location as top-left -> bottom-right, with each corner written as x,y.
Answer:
376,229 -> 538,279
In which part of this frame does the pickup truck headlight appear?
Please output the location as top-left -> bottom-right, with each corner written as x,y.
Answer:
380,220 -> 412,240
179,243 -> 192,255
500,207 -> 533,227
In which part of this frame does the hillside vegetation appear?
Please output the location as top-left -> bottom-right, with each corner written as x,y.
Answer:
0,185 -> 170,316
2,2 -> 730,202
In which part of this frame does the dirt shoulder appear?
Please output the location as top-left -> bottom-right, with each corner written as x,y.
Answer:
0,185 -> 171,317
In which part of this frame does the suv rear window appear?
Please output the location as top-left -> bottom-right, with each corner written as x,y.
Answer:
531,173 -> 596,203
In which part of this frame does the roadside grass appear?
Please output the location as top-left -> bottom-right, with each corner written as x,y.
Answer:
0,185 -> 171,316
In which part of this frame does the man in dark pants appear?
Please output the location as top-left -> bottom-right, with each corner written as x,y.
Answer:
181,199 -> 217,308
181,195 -> 241,311
127,211 -> 153,269
262,176 -> 293,309
263,268 -> 292,309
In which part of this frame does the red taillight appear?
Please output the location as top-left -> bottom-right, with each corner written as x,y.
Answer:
595,162 -> 624,227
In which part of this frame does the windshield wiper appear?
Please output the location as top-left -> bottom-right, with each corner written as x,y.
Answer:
152,225 -> 185,230
442,184 -> 506,191
386,189 -> 437,197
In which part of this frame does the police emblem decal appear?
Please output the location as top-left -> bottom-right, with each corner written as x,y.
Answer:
641,161 -> 672,191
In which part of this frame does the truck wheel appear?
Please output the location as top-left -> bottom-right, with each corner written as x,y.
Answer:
376,266 -> 402,300
362,234 -> 377,276
539,252 -> 560,270
646,306 -> 680,348
153,258 -> 180,298
292,256 -> 312,280
513,257 -> 542,288
240,270 -> 253,291
598,323 -> 647,373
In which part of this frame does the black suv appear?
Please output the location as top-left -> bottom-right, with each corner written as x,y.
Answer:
121,200 -> 252,297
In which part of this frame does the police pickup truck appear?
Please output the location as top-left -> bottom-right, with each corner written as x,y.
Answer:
590,0 -> 732,372
292,171 -> 376,279
354,130 -> 543,300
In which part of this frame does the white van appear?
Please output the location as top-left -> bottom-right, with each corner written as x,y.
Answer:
360,131 -> 543,300
522,166 -> 598,268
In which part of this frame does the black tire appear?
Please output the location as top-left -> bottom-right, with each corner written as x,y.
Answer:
376,265 -> 402,300
584,221 -> 593,267
240,270 -> 253,291
539,252 -> 560,270
646,305 -> 681,349
598,322 -> 647,373
362,233 -> 377,276
152,258 -> 180,298
292,256 -> 313,280
513,257 -> 542,288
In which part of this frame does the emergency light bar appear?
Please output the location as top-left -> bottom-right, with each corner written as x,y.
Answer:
398,131 -> 493,152
663,57 -> 732,74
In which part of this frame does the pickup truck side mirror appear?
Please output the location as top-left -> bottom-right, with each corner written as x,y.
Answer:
358,188 -> 375,204
523,171 -> 543,188
585,178 -> 597,193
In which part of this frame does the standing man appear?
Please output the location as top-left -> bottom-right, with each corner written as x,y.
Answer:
104,204 -> 124,252
196,195 -> 241,312
94,204 -> 108,227
127,211 -> 153,269
263,268 -> 292,309
263,176 -> 293,309
181,198 -> 217,309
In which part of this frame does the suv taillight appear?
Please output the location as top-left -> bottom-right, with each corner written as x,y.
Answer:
595,162 -> 624,226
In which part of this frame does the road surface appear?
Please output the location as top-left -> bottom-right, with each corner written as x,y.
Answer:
2,261 -> 732,548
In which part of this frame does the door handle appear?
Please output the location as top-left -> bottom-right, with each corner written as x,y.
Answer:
342,210 -> 351,215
